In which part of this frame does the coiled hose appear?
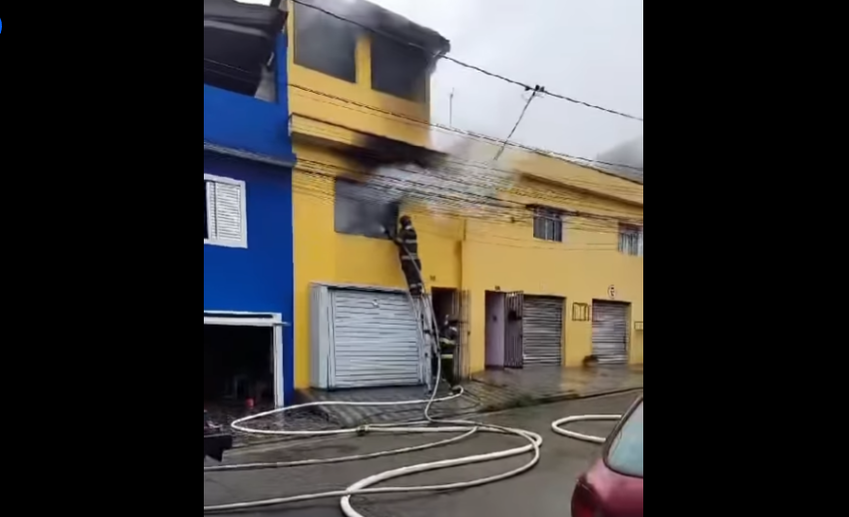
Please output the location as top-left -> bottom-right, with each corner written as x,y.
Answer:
550,414 -> 623,444
204,252 -> 544,516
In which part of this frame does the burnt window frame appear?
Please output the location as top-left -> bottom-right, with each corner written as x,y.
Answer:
369,33 -> 430,102
292,1 -> 359,83
334,178 -> 400,240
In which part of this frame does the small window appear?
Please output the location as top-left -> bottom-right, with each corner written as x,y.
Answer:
605,401 -> 644,478
370,34 -> 429,101
293,2 -> 358,83
205,174 -> 247,248
334,179 -> 399,239
533,207 -> 564,242
618,224 -> 643,257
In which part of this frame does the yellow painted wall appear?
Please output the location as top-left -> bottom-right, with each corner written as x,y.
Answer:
285,1 -> 643,390
292,142 -> 464,388
286,1 -> 433,150
292,148 -> 644,388
462,176 -> 643,373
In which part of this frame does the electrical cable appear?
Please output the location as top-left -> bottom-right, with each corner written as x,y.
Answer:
204,57 -> 645,179
294,150 -> 644,225
293,158 -> 642,240
494,86 -> 542,162
288,0 -> 644,122
203,241 -> 545,516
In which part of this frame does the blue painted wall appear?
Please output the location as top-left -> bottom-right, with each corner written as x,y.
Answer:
204,34 -> 295,405
204,37 -> 295,164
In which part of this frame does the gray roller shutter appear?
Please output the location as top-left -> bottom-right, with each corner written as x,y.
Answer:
331,289 -> 424,388
523,296 -> 564,366
592,302 -> 629,364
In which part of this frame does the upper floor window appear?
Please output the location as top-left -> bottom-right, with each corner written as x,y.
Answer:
533,207 -> 564,242
334,178 -> 399,240
293,1 -> 358,83
205,174 -> 248,248
618,224 -> 643,257
371,34 -> 429,102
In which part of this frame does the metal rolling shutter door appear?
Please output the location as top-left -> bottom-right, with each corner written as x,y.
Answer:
592,302 -> 629,364
331,289 -> 423,388
523,296 -> 564,366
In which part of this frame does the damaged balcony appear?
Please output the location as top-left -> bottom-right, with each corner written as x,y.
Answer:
204,0 -> 295,163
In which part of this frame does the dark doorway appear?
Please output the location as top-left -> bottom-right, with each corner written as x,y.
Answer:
430,287 -> 458,323
204,324 -> 274,409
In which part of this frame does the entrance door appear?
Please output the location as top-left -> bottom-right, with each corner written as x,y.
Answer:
504,291 -> 525,368
523,296 -> 565,366
592,301 -> 630,364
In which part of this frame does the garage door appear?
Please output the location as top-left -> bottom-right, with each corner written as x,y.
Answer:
592,302 -> 629,364
523,296 -> 564,366
331,289 -> 424,388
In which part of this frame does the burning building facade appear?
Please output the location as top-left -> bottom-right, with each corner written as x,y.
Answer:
286,0 -> 643,393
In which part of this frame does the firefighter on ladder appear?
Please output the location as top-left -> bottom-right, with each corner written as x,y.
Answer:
386,215 -> 461,393
391,215 -> 424,295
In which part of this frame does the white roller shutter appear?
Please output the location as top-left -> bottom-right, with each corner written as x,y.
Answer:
592,302 -> 629,364
331,289 -> 424,388
523,296 -> 564,366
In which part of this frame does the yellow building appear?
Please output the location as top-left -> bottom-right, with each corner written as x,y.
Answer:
286,0 -> 643,391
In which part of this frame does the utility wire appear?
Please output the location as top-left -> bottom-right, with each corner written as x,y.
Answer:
294,156 -> 642,231
494,86 -> 542,162
204,57 -> 644,177
204,59 -> 645,217
289,121 -> 644,209
289,0 -> 644,122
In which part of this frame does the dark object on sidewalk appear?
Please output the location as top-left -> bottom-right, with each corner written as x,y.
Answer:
582,355 -> 600,368
204,410 -> 233,462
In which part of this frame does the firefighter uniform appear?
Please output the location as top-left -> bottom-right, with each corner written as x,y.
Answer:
438,319 -> 459,389
394,216 -> 424,295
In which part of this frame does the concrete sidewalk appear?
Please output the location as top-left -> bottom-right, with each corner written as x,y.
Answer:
299,365 -> 643,428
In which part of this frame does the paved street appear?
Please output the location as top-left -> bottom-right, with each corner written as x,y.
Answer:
203,391 -> 641,517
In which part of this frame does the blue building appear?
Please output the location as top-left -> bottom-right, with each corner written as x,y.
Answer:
204,0 -> 295,408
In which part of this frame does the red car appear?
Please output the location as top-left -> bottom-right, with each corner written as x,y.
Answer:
571,396 -> 643,517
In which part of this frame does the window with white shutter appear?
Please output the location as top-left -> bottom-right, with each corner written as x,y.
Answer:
204,173 -> 247,248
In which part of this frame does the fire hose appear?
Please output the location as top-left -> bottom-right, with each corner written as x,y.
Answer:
550,414 -> 623,444
203,255 -> 544,516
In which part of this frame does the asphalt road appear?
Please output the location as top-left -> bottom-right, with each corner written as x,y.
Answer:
203,391 -> 641,517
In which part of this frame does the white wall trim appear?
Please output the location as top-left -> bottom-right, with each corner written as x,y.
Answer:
204,173 -> 249,249
203,141 -> 295,169
203,311 -> 286,407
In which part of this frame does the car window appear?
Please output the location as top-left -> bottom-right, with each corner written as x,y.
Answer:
606,401 -> 643,477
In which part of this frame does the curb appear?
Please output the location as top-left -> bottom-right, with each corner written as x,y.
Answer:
227,385 -> 644,453
461,385 -> 644,417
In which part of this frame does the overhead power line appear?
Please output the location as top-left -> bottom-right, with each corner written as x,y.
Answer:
204,56 -> 644,179
295,157 -> 641,240
289,0 -> 644,122
494,86 -> 542,162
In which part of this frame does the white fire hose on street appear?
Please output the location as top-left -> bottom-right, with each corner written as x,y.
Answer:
203,260 -> 544,516
550,414 -> 623,444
